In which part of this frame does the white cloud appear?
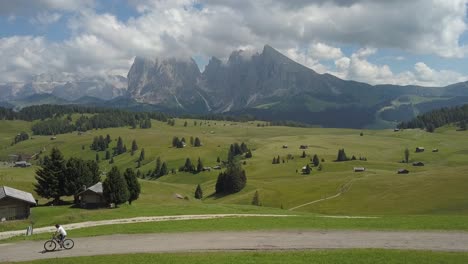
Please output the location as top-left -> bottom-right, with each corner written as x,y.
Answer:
282,47 -> 329,73
309,42 -> 343,60
330,50 -> 468,86
30,12 -> 62,25
0,0 -> 467,87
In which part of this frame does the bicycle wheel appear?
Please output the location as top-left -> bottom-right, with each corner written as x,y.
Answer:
63,239 -> 74,249
44,240 -> 56,251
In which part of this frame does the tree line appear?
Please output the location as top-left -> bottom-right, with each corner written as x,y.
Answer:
398,104 -> 468,132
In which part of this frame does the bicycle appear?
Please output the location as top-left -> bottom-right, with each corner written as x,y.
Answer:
43,235 -> 74,251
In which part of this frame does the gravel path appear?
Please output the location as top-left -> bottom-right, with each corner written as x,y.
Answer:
1,230 -> 468,262
0,214 -> 293,240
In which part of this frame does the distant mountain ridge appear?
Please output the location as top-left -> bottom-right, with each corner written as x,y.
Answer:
0,73 -> 127,102
2,45 -> 468,128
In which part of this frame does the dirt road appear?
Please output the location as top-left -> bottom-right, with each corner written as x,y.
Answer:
0,214 -> 293,240
1,230 -> 468,262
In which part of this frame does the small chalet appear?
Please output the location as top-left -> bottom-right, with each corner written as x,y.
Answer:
76,182 -> 107,209
354,167 -> 366,172
299,145 -> 308,149
202,167 -> 211,172
397,169 -> 409,174
415,147 -> 425,153
213,165 -> 221,170
0,186 -> 36,221
412,162 -> 425,166
432,149 -> 439,152
394,128 -> 400,132
282,145 -> 288,149
50,136 -> 57,140
14,161 -> 31,167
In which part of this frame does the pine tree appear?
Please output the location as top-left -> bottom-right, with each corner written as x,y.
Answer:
124,168 -> 141,205
182,158 -> 194,172
197,157 -> 203,173
194,184 -> 203,199
217,156 -> 220,163
336,149 -> 348,162
251,190 -> 261,206
154,157 -> 161,177
194,137 -> 201,147
159,162 -> 168,177
184,121 -> 188,127
301,151 -> 306,158
105,150 -> 111,160
34,147 -> 67,204
139,148 -> 145,162
115,136 -> 124,155
106,134 -> 111,144
190,136 -> 194,146
131,140 -> 138,156
110,156 -> 114,164
172,136 -> 180,147
404,147 -> 410,163
312,154 -> 320,167
103,166 -> 129,208
95,152 -> 100,162
245,150 -> 252,158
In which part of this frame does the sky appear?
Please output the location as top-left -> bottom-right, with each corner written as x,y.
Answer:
0,0 -> 468,87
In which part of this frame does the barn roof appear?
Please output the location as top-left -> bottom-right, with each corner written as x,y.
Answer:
77,182 -> 103,196
0,186 -> 36,205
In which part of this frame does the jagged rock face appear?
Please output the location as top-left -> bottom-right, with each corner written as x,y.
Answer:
200,45 -> 334,112
127,45 -> 339,112
127,57 -> 202,109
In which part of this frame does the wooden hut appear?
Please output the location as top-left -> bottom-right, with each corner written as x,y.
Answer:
0,186 -> 36,221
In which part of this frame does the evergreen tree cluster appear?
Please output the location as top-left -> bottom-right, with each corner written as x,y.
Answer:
34,147 -> 100,204
167,119 -> 176,126
31,118 -> 75,135
13,132 -> 29,145
215,161 -> 247,194
179,158 -> 195,173
227,142 -> 250,161
398,104 -> 468,132
172,136 -> 186,148
114,136 -> 127,156
139,118 -> 152,129
90,135 -> 111,151
148,157 -> 168,178
103,166 -> 141,207
272,155 -> 282,164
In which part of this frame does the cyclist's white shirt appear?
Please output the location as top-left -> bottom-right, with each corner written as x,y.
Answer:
57,226 -> 67,236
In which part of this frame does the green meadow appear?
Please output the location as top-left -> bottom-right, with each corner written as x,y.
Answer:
13,250 -> 468,264
1,118 -> 468,233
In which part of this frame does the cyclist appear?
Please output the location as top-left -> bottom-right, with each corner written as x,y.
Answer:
54,224 -> 67,248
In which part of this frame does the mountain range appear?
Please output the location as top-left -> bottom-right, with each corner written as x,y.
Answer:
2,45 -> 468,128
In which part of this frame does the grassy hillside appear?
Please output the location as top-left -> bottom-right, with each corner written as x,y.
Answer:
1,117 -> 468,231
